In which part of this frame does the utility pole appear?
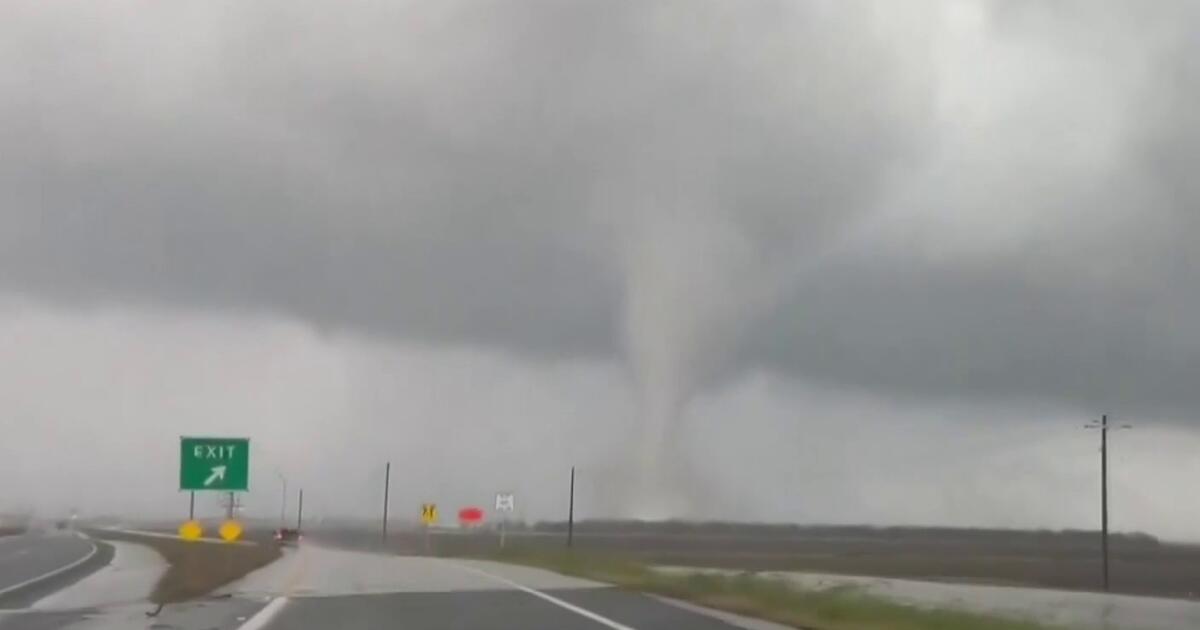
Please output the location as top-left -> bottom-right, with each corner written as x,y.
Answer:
280,475 -> 288,527
1086,414 -> 1131,591
567,466 -> 575,549
382,461 -> 391,544
297,488 -> 304,531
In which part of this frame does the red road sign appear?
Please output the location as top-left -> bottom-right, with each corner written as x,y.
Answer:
458,506 -> 484,525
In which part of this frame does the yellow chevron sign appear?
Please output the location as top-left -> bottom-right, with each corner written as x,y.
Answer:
421,503 -> 438,526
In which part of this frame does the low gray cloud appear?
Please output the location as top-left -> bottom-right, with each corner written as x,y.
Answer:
0,1 -> 927,358
2,0 -> 1199,436
8,303 -> 1198,537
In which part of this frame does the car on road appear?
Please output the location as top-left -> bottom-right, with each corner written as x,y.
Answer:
274,527 -> 302,546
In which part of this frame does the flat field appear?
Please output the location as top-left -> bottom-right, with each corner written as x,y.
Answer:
312,521 -> 1200,599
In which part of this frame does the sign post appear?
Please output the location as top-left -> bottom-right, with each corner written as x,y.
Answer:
180,437 -> 250,492
495,493 -> 515,549
180,436 -> 249,543
420,503 -> 438,555
382,462 -> 391,544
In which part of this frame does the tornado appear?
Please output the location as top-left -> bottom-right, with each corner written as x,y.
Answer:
619,213 -> 766,518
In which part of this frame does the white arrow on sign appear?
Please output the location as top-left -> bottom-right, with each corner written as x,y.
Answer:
204,465 -> 227,487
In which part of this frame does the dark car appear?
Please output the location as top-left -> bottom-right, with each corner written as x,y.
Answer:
274,527 -> 302,546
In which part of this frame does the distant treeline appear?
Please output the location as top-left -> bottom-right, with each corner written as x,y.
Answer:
521,519 -> 1162,548
0,514 -> 28,537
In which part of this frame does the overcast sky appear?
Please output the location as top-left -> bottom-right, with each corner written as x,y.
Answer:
3,0 -> 1200,539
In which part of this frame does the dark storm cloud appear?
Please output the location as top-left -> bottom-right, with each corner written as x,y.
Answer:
0,0 -> 927,358
739,1 -> 1200,416
2,1 -> 1199,416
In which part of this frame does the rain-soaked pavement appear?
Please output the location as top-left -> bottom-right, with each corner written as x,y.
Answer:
0,538 -> 268,630
9,534 -> 1200,629
4,539 -> 785,630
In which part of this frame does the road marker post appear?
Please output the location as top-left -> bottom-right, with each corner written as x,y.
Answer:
495,493 -> 515,550
219,520 -> 244,542
179,520 -> 203,541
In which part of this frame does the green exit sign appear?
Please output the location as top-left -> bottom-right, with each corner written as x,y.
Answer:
180,437 -> 250,492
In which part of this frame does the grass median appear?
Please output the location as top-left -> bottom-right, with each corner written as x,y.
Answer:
92,530 -> 281,604
479,550 -> 1061,630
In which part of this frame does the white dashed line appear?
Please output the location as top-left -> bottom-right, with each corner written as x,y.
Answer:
235,596 -> 289,630
449,562 -> 639,630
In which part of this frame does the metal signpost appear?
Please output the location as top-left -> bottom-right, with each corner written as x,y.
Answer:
495,493 -> 515,549
179,437 -> 249,543
567,467 -> 575,549
421,503 -> 438,555
382,462 -> 391,544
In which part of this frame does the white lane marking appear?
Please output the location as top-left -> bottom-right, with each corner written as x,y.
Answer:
450,562 -> 639,630
653,595 -> 794,630
110,529 -> 256,546
0,538 -> 98,598
0,550 -> 32,562
235,597 -> 289,630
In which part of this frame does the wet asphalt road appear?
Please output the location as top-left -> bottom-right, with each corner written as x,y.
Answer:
233,546 -> 783,630
0,536 -> 94,593
0,538 -> 781,630
0,535 -> 104,609
261,587 -> 773,630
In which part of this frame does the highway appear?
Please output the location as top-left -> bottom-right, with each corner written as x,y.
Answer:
225,545 -> 786,630
0,534 -> 102,608
0,538 -> 782,630
0,535 -> 1195,630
